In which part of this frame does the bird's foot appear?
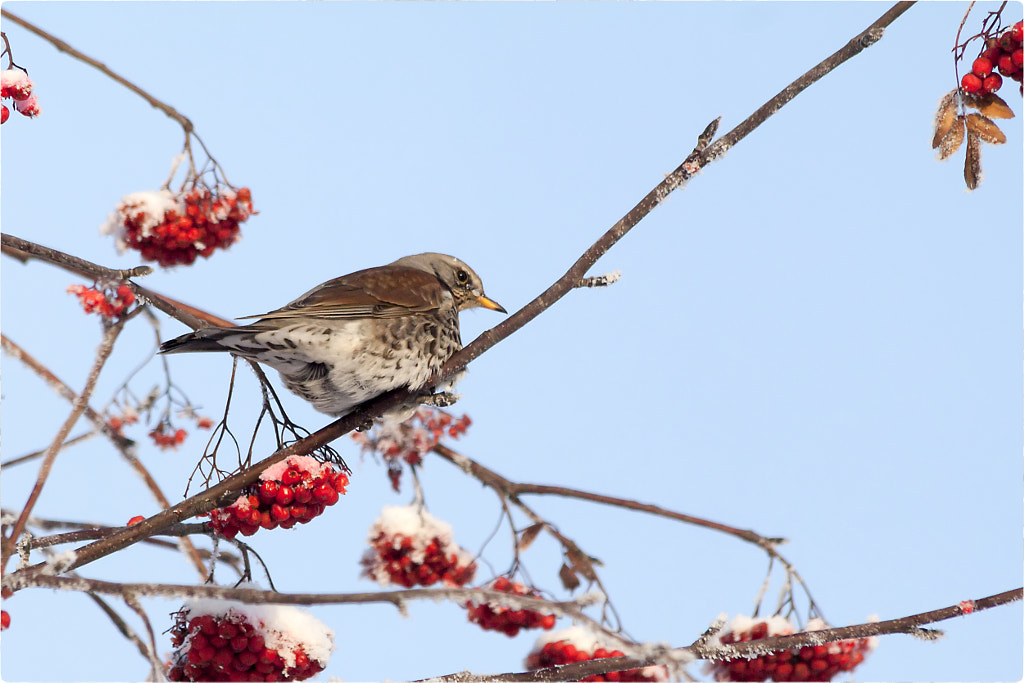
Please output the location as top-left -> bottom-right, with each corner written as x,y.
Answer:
354,416 -> 377,432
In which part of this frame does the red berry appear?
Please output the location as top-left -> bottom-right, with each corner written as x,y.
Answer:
1013,21 -> 1024,44
972,56 -> 994,77
218,621 -> 239,639
258,480 -> 279,501
270,503 -> 290,522
127,515 -> 145,526
998,53 -> 1016,75
1,610 -> 10,630
275,486 -> 294,505
961,72 -> 984,93
281,468 -> 301,486
983,73 -> 1003,92
0,105 -> 8,124
1013,49 -> 1024,68
1000,31 -> 1019,52
984,47 -> 1003,66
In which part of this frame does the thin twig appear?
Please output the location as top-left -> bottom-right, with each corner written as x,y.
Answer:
1,9 -> 194,135
85,592 -> 161,679
1,321 -> 124,569
1,431 -> 97,468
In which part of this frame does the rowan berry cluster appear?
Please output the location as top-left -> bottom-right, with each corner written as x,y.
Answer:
360,505 -> 476,588
67,283 -> 135,319
106,405 -> 140,434
465,577 -> 557,637
166,600 -> 333,682
1,68 -> 41,123
100,185 -> 254,267
525,627 -> 668,682
149,424 -> 188,450
351,408 -> 472,491
205,456 -> 349,538
962,21 -> 1024,96
706,616 -> 877,682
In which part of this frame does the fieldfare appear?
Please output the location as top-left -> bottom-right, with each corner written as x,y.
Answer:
159,253 -> 505,417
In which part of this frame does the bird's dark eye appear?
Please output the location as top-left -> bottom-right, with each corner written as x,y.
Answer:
455,269 -> 469,284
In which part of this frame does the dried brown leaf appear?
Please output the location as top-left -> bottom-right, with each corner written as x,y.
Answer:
963,92 -> 1015,119
966,113 -> 1007,144
558,563 -> 581,591
936,116 -> 966,161
964,131 -> 982,191
932,90 -> 960,149
566,546 -> 602,581
517,523 -> 544,553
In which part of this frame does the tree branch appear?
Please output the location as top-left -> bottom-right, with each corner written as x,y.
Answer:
422,588 -> 1022,682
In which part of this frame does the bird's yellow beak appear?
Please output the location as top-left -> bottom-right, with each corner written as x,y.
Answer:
476,295 -> 507,314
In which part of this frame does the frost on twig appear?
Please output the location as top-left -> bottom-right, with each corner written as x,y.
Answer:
41,548 -> 78,575
910,627 -> 946,641
576,270 -> 622,289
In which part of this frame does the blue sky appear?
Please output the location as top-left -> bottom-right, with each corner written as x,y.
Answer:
1,2 -> 1021,681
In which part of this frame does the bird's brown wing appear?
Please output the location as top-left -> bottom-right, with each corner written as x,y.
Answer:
236,266 -> 446,321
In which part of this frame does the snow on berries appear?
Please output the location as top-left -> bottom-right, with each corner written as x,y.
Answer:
1,68 -> 40,123
360,505 -> 476,588
705,615 -> 877,682
352,408 -> 472,492
99,185 -> 254,267
166,596 -> 334,682
67,283 -> 135,320
205,456 -> 349,539
525,626 -> 668,682
465,576 -> 557,637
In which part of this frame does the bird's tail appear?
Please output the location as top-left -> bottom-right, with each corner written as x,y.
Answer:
159,326 -> 251,355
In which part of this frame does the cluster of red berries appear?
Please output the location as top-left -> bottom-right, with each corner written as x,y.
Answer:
67,283 -> 135,319
361,506 -> 476,588
149,425 -> 188,450
351,408 -> 472,491
206,456 -> 349,539
1,68 -> 41,123
102,185 -> 254,267
466,577 -> 557,637
106,408 -> 139,435
167,611 -> 327,682
707,617 -> 876,682
525,635 -> 667,682
962,21 -> 1024,96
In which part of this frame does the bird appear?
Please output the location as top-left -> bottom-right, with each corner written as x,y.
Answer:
159,253 -> 505,417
